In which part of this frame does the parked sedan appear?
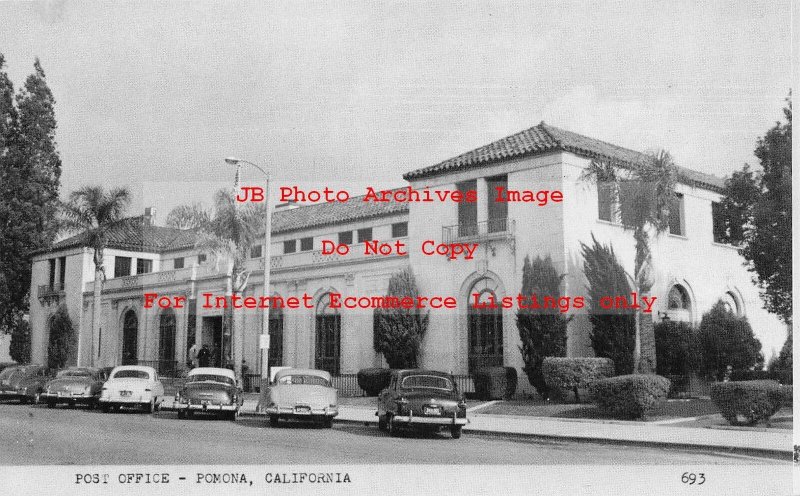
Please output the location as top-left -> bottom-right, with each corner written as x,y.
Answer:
377,369 -> 468,438
0,364 -> 52,404
259,368 -> 338,428
41,367 -> 107,408
173,367 -> 243,420
99,365 -> 164,413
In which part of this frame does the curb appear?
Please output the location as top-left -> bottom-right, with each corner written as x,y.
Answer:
236,411 -> 790,459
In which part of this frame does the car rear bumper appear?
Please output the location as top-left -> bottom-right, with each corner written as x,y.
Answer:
99,397 -> 150,405
392,415 -> 468,426
264,406 -> 338,417
41,393 -> 95,403
173,402 -> 238,412
0,390 -> 24,399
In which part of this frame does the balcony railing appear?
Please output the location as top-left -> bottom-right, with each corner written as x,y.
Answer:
442,218 -> 515,243
37,283 -> 65,303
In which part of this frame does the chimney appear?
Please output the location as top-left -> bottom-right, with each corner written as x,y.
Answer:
144,207 -> 157,225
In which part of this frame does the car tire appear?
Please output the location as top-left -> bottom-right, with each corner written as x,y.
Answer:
185,410 -> 193,420
19,396 -> 28,405
450,425 -> 462,439
177,410 -> 186,419
145,398 -> 155,414
101,404 -> 110,413
377,414 -> 387,431
387,415 -> 400,437
46,400 -> 56,409
323,417 -> 333,428
269,415 -> 279,427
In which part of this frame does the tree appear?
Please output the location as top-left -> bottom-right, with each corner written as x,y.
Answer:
698,301 -> 763,381
8,314 -> 31,364
516,255 -> 568,399
60,186 -> 131,365
47,305 -> 75,370
719,95 -> 792,324
194,188 -> 264,378
0,56 -> 61,335
373,268 -> 429,369
581,234 -> 635,375
165,202 -> 211,229
654,320 -> 701,377
582,150 -> 677,373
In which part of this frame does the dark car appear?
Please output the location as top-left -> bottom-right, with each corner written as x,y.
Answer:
0,364 -> 53,404
377,369 -> 468,438
40,367 -> 107,409
172,367 -> 243,420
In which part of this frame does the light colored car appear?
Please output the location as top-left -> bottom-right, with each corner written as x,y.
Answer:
172,367 -> 243,420
258,368 -> 338,428
99,365 -> 164,413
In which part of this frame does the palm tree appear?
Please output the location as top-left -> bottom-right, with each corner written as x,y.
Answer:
582,150 -> 677,373
193,188 -> 264,379
60,186 -> 131,366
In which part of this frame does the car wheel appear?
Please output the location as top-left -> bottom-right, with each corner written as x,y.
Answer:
323,417 -> 333,428
450,425 -> 462,439
46,401 -> 56,409
177,410 -> 186,419
146,398 -> 155,414
19,396 -> 28,405
269,415 -> 279,427
101,404 -> 110,413
185,410 -> 194,420
377,414 -> 387,431
387,415 -> 400,437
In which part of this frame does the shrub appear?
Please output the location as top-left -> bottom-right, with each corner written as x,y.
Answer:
589,374 -> 671,420
357,368 -> 392,396
698,301 -> 763,381
9,315 -> 31,364
710,380 -> 783,425
47,306 -> 76,370
542,357 -> 614,403
516,255 -> 568,400
729,369 -> 772,381
581,235 -> 636,375
768,333 -> 792,384
472,367 -> 518,400
780,384 -> 792,406
373,268 -> 429,368
654,320 -> 701,376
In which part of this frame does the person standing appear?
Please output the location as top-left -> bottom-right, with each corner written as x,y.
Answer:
197,344 -> 211,367
188,342 -> 199,369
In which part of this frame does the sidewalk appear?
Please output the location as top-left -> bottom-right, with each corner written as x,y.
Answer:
224,393 -> 790,456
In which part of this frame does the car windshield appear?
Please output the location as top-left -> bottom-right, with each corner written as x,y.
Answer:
57,369 -> 92,378
112,370 -> 150,380
188,374 -> 235,386
276,375 -> 330,387
0,368 -> 19,380
401,375 -> 453,391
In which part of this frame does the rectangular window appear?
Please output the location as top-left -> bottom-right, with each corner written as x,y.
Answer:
597,182 -> 616,222
173,257 -> 185,269
300,237 -> 314,251
114,257 -> 132,278
250,245 -> 263,258
58,256 -> 66,289
617,180 -> 638,226
486,175 -> 508,232
391,222 -> 408,238
668,193 -> 684,236
712,202 -> 727,244
456,179 -> 478,236
198,254 -> 207,264
338,231 -> 353,245
136,258 -> 153,274
357,228 -> 373,243
283,240 -> 297,254
48,259 -> 56,289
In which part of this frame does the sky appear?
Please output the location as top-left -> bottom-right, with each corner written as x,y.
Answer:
0,0 -> 793,221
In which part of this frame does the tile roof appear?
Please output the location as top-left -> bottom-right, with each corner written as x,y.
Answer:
402,122 -> 725,191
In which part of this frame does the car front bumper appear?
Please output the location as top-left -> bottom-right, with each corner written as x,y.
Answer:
392,413 -> 468,426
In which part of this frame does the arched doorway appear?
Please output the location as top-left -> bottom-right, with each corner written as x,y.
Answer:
121,310 -> 138,365
158,309 -> 177,376
315,293 -> 340,375
467,279 -> 504,374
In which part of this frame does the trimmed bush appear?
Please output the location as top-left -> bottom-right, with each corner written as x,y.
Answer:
780,384 -> 793,407
729,369 -> 772,381
698,301 -> 763,380
473,367 -> 518,400
542,357 -> 614,403
710,380 -> 783,425
357,368 -> 392,396
589,374 -> 671,420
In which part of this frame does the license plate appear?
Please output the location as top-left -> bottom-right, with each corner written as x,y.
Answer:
120,391 -> 132,397
424,406 -> 441,416
295,406 -> 310,414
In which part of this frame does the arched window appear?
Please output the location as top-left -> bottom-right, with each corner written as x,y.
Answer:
315,294 -> 340,375
121,310 -> 138,365
269,306 -> 284,367
720,291 -> 741,316
467,279 -> 504,374
158,309 -> 177,376
667,285 -> 691,310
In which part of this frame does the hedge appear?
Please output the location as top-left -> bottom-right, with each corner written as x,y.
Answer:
710,380 -> 784,425
541,357 -> 614,403
589,374 -> 671,420
357,368 -> 392,396
473,367 -> 518,400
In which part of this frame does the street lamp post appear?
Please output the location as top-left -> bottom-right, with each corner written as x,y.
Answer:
225,157 -> 271,385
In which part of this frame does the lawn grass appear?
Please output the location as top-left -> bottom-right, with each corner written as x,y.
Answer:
475,397 -> 720,421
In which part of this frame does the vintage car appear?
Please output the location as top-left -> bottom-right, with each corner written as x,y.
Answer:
99,365 -> 164,413
40,367 -> 107,408
173,367 -> 243,420
377,369 -> 468,438
0,364 -> 52,404
259,368 -> 338,428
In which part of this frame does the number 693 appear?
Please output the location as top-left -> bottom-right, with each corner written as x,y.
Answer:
681,472 -> 705,485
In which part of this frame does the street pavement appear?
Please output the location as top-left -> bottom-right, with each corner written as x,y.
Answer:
0,401 -> 787,465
